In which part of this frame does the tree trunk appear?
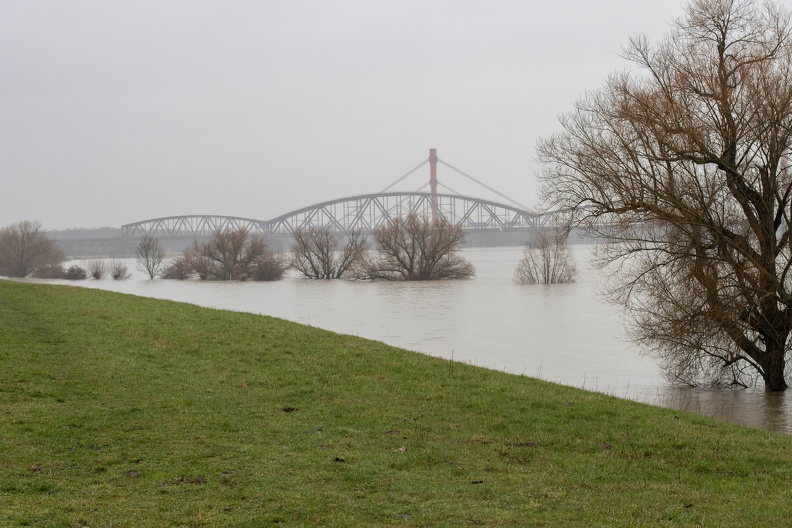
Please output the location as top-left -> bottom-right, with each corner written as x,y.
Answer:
764,345 -> 788,391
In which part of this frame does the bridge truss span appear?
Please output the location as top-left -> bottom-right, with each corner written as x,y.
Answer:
121,215 -> 270,238
266,192 -> 542,233
121,192 -> 546,240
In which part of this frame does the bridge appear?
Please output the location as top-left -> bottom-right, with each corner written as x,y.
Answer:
121,150 -> 555,242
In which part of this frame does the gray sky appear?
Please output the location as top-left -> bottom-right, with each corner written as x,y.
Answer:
1,1 -> 685,230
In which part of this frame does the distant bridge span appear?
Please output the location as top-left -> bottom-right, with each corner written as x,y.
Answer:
121,192 -> 554,239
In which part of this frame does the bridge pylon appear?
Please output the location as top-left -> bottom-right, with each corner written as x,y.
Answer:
429,148 -> 438,220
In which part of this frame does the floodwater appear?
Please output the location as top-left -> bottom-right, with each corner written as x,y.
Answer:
42,245 -> 792,434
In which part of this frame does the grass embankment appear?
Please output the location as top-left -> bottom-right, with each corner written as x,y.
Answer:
1,281 -> 791,527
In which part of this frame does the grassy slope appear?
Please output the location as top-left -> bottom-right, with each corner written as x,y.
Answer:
1,280 -> 791,527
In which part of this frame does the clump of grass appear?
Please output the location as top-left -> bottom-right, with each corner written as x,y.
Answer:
1,280 -> 791,526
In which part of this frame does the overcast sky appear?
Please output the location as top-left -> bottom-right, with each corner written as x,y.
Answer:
1,1 -> 686,230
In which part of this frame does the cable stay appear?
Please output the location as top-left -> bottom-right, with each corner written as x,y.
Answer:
437,158 -> 533,212
380,159 -> 429,193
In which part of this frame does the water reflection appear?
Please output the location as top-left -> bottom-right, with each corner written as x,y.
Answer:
649,387 -> 792,434
40,246 -> 792,434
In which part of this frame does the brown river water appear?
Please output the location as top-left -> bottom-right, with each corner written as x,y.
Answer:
39,246 -> 792,435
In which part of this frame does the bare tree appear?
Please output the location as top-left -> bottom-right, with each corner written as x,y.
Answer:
362,214 -> 474,280
85,259 -> 107,280
183,241 -> 214,280
0,220 -> 64,278
538,0 -> 792,390
136,234 -> 166,279
514,228 -> 578,285
183,228 -> 286,281
291,226 -> 367,279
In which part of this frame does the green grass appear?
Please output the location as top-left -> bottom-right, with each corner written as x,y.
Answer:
1,280 -> 791,527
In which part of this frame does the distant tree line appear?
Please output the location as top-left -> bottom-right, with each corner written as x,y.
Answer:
0,218 -> 577,287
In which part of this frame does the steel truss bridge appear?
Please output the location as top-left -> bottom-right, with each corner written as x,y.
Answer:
121,150 -> 556,240
121,192 -> 552,239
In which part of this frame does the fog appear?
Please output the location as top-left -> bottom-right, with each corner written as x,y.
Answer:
1,1 -> 683,230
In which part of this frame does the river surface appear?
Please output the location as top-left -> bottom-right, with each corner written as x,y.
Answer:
41,246 -> 792,435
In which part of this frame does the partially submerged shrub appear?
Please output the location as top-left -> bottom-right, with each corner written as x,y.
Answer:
85,259 -> 107,280
64,265 -> 87,280
161,257 -> 191,280
31,264 -> 66,279
514,228 -> 577,285
110,260 -> 130,280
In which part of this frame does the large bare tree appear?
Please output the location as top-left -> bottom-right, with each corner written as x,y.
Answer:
183,228 -> 286,281
290,226 -> 367,279
0,220 -> 64,278
135,234 -> 166,279
538,0 -> 792,390
362,214 -> 474,280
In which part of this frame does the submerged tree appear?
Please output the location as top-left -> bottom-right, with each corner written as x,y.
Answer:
362,214 -> 474,280
514,228 -> 577,285
135,234 -> 166,279
538,0 -> 792,390
291,225 -> 367,279
183,228 -> 286,281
